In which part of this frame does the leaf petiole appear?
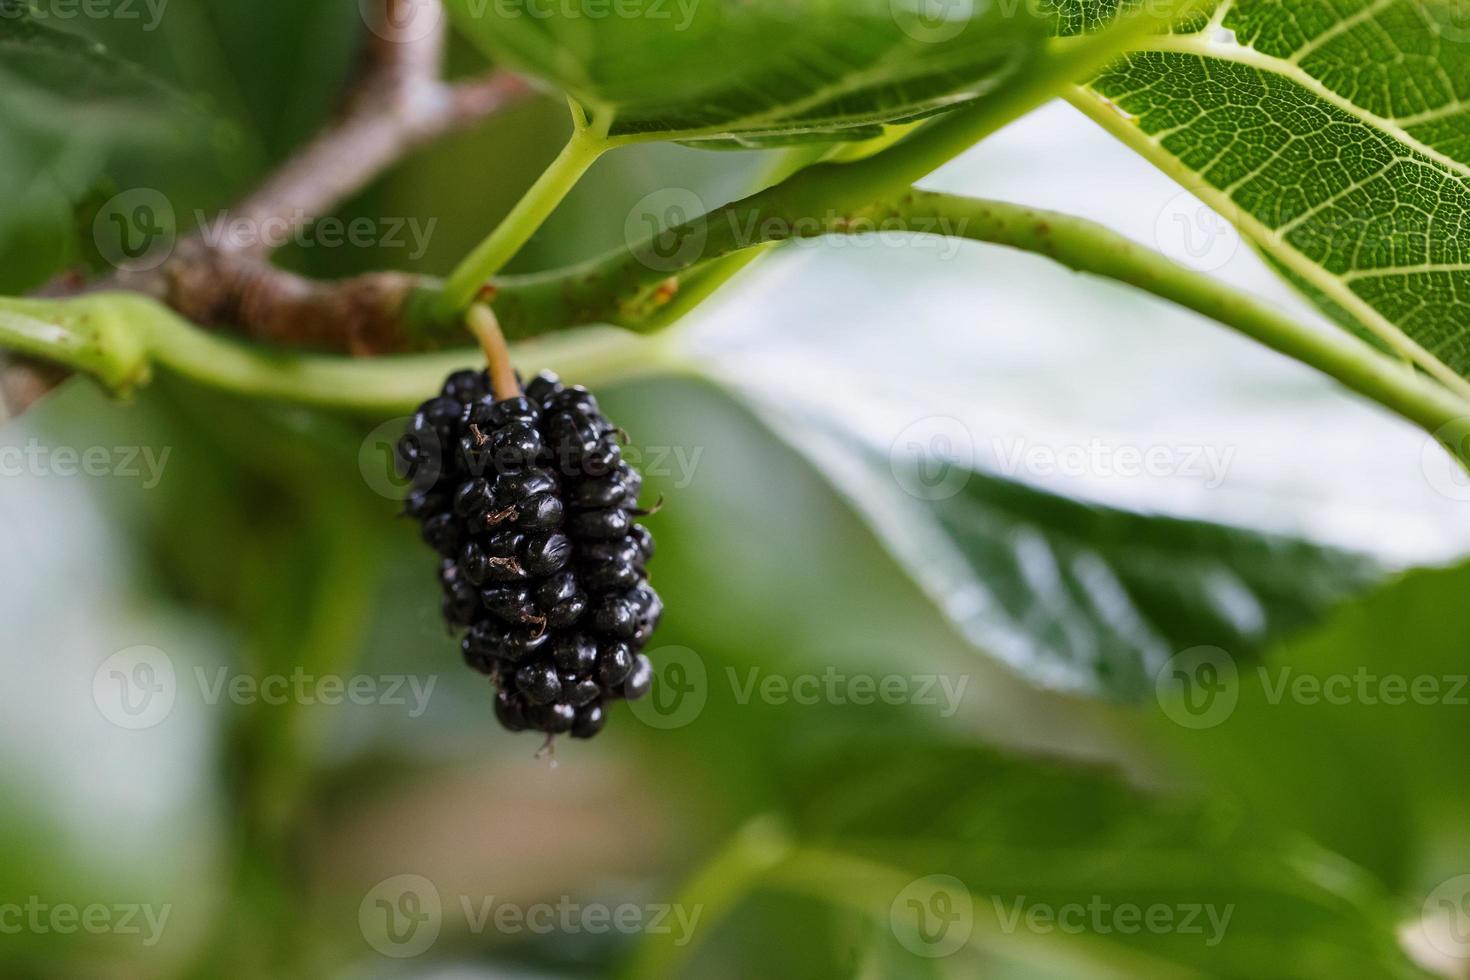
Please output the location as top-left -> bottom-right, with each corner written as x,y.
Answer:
433,109 -> 613,320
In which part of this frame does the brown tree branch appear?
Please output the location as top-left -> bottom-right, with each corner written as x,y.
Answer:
227,0 -> 529,253
151,240 -> 424,354
5,0 -> 534,412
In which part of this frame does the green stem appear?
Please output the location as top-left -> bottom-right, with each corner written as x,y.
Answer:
877,193 -> 1470,445
0,293 -> 678,413
620,817 -> 794,980
433,122 -> 610,319
492,190 -> 1470,454
7,187 -> 1466,463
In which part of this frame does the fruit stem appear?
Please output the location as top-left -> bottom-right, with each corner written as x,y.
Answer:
466,302 -> 521,400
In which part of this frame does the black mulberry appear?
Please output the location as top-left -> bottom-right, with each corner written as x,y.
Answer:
400,369 -> 662,739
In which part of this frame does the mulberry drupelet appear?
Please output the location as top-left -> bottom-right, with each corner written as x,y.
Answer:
399,368 -> 662,739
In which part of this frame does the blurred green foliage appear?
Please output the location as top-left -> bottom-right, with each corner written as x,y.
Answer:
2,2 -> 1468,979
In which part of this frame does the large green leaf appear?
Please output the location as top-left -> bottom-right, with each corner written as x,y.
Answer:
1143,560 -> 1470,895
1069,0 -> 1470,382
732,389 -> 1383,702
444,0 -> 1051,146
635,738 -> 1427,978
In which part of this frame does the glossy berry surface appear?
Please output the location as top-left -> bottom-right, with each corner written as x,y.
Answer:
400,369 -> 661,739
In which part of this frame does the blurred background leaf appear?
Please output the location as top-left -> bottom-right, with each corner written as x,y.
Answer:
731,380 -> 1383,699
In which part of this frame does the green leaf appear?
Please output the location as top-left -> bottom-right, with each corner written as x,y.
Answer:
642,739 -> 1426,978
1070,0 -> 1470,384
1143,560 -> 1470,894
444,0 -> 1052,146
734,392 -> 1382,701
0,0 -> 192,143
0,0 -> 198,288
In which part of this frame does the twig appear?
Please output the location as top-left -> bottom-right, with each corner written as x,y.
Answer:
3,0 -> 531,413
226,0 -> 529,254
0,359 -> 69,420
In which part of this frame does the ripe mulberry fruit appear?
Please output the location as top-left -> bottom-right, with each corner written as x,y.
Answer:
400,369 -> 661,739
